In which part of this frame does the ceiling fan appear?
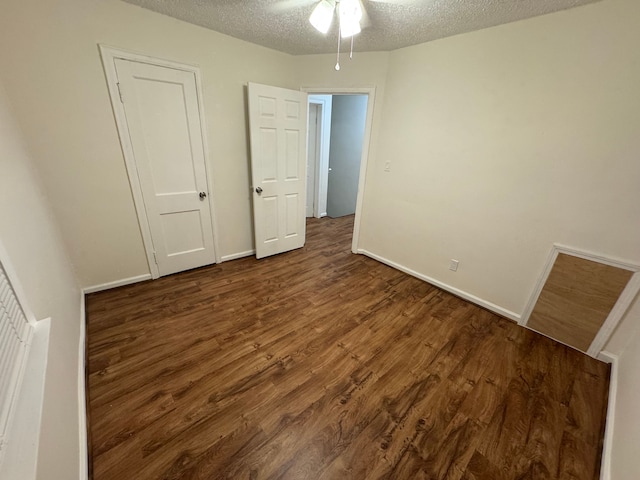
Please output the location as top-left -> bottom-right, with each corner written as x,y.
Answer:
271,0 -> 417,70
310,0 -> 363,37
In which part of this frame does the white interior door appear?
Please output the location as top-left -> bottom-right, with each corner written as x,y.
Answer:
248,83 -> 308,259
115,58 -> 216,276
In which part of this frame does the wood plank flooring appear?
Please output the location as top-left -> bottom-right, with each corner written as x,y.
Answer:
86,215 -> 610,480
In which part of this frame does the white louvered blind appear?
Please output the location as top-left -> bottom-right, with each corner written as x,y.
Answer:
0,261 -> 33,455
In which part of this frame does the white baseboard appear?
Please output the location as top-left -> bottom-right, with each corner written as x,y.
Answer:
78,294 -> 88,480
356,249 -> 521,322
220,250 -> 255,262
83,273 -> 152,294
597,350 -> 618,480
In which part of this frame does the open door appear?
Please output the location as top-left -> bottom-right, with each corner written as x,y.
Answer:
248,83 -> 308,259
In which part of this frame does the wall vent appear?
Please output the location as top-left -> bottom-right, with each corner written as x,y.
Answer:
0,261 -> 34,460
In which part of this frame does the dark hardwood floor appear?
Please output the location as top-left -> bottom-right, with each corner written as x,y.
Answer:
86,215 -> 610,480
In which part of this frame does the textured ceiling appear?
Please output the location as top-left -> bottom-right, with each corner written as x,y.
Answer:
122,0 -> 600,55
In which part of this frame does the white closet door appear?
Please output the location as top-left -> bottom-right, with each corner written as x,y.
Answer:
115,59 -> 216,276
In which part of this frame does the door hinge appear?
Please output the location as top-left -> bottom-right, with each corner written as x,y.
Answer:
116,82 -> 124,103
153,251 -> 158,265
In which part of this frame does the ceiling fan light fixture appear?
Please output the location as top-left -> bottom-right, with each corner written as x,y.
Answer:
309,0 -> 335,34
339,0 -> 362,38
340,18 -> 361,38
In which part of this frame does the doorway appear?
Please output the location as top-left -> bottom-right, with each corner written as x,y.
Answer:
303,88 -> 375,254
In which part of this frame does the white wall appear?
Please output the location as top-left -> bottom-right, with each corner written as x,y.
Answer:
604,295 -> 640,356
358,0 -> 640,318
0,84 -> 82,479
602,293 -> 640,480
608,308 -> 640,480
0,0 -> 298,288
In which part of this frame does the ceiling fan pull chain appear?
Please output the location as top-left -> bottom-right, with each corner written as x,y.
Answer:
335,24 -> 341,70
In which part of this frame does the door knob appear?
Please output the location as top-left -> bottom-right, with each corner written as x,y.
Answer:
199,192 -> 207,200
255,187 -> 263,194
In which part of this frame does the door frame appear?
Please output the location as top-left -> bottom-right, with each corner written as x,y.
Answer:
306,102 -> 320,218
301,87 -> 376,254
307,95 -> 333,218
99,45 -> 221,279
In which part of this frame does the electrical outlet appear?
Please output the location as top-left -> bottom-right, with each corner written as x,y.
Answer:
449,259 -> 459,272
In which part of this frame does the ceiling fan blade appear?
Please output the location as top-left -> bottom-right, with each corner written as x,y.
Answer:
358,0 -> 372,28
267,0 -> 371,31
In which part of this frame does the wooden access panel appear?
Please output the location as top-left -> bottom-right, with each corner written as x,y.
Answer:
527,252 -> 633,352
